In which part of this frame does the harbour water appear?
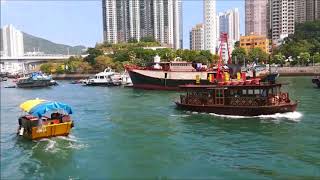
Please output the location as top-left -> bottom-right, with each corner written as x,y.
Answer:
1,77 -> 319,179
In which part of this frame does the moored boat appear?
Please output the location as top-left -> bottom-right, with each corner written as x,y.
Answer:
126,33 -> 278,91
126,59 -> 277,91
16,72 -> 56,88
18,99 -> 74,140
312,76 -> 320,87
84,68 -> 115,86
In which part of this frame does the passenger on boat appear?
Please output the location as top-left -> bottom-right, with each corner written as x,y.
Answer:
48,112 -> 62,124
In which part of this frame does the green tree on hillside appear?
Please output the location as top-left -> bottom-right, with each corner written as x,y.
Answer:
273,52 -> 285,65
248,48 -> 268,63
299,52 -> 311,65
94,55 -> 115,71
275,20 -> 320,62
84,48 -> 103,65
232,47 -> 247,65
140,36 -> 156,42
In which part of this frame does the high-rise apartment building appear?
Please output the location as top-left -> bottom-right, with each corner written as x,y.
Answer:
190,24 -> 204,50
204,0 -> 218,53
102,0 -> 183,49
295,0 -> 320,23
245,0 -> 268,36
218,9 -> 239,63
218,8 -> 240,43
1,25 -> 24,57
102,0 -> 117,44
268,0 -> 295,44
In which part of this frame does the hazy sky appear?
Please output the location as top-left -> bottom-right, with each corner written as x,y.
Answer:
1,0 -> 245,49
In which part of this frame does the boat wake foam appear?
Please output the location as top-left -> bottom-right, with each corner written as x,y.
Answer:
257,111 -> 302,122
56,135 -> 78,142
170,114 -> 191,117
32,135 -> 87,152
186,111 -> 303,122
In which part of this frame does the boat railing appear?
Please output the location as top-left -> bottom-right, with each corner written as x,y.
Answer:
180,93 -> 290,106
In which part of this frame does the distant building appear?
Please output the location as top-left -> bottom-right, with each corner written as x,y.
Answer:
102,0 -> 183,49
218,8 -> 240,43
1,24 -> 24,57
218,8 -> 240,63
268,0 -> 295,44
245,0 -> 268,36
204,0 -> 218,53
190,24 -> 204,50
295,0 -> 320,23
240,34 -> 270,54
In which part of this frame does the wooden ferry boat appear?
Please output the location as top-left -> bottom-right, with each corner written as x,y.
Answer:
175,80 -> 297,116
174,33 -> 296,116
18,99 -> 74,140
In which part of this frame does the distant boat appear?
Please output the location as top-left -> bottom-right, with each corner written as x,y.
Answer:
84,68 -> 116,86
312,76 -> 320,88
16,72 -> 56,88
0,77 -> 7,82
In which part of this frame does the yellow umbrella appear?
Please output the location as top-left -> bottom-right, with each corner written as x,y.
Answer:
20,99 -> 47,113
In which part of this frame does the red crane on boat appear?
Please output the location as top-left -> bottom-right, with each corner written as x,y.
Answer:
216,32 -> 232,81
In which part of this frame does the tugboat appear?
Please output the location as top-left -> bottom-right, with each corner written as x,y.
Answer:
312,76 -> 320,88
16,72 -> 56,88
18,99 -> 74,140
174,34 -> 297,116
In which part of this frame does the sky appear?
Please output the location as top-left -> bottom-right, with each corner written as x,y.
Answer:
0,0 -> 245,49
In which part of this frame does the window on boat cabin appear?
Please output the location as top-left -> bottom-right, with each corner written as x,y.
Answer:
261,89 -> 267,97
242,89 -> 247,95
230,89 -> 234,96
272,87 -> 279,95
95,76 -> 98,79
100,76 -> 104,79
248,89 -> 254,95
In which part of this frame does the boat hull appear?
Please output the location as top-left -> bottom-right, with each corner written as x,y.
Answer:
312,78 -> 320,87
84,82 -> 120,86
16,79 -> 52,88
175,102 -> 298,116
128,69 -> 210,90
128,69 -> 276,91
20,122 -> 73,140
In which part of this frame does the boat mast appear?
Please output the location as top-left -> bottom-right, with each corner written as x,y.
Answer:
217,32 -> 232,81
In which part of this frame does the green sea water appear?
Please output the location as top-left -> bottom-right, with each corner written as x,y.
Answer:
1,77 -> 319,179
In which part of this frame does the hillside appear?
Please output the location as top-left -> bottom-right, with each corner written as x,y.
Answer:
23,32 -> 86,55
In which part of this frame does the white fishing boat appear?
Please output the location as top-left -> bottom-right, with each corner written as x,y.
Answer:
84,68 -> 115,86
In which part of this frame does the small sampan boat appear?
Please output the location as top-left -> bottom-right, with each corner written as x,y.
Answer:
18,99 -> 74,140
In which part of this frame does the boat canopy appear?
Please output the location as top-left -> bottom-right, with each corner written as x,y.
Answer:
20,99 -> 73,117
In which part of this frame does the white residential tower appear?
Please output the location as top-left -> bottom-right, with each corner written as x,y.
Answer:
204,0 -> 218,53
1,24 -> 24,57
